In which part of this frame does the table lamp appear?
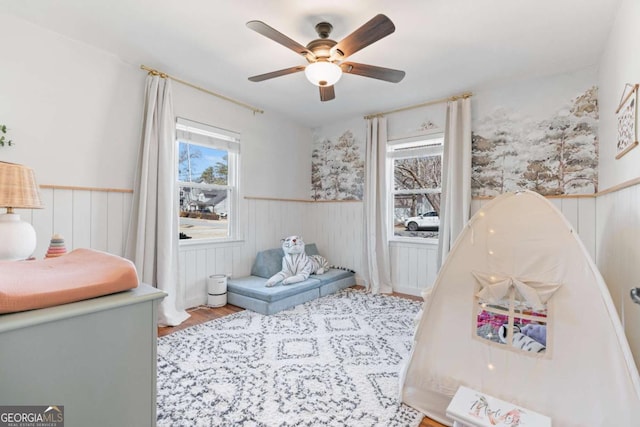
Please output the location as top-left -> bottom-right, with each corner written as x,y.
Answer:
0,162 -> 44,260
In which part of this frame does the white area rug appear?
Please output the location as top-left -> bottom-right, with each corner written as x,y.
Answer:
157,288 -> 424,427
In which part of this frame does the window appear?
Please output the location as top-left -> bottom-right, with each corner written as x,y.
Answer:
389,132 -> 443,240
474,273 -> 549,355
176,118 -> 240,241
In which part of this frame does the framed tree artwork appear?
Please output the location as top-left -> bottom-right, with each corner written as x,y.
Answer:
615,83 -> 639,160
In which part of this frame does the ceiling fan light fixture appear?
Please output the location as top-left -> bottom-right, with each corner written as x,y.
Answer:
304,61 -> 342,87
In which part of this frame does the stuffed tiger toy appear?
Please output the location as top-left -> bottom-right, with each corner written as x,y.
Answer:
265,235 -> 330,287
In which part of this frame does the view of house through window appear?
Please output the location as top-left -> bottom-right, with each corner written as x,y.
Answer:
389,133 -> 443,239
176,118 -> 239,241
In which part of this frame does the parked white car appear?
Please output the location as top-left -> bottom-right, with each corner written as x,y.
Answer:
404,211 -> 440,231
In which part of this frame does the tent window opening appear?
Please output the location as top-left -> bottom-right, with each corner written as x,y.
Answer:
176,118 -> 240,241
475,289 -> 548,355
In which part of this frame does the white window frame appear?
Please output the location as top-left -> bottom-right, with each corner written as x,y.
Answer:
176,117 -> 240,243
388,130 -> 444,243
475,290 -> 550,357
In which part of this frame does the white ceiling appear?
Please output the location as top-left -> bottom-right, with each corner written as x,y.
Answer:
1,0 -> 620,127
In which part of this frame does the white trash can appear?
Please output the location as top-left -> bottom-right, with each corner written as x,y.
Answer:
207,274 -> 227,307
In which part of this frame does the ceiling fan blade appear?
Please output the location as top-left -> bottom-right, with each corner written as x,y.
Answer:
248,65 -> 306,82
319,85 -> 335,102
341,62 -> 405,83
332,14 -> 395,60
247,20 -> 315,61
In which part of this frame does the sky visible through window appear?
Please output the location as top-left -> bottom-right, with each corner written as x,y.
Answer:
179,141 -> 228,183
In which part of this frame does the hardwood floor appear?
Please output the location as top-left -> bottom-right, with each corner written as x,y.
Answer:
158,303 -> 243,337
158,288 -> 446,427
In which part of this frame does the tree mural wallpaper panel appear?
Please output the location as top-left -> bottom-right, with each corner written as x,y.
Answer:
311,129 -> 365,201
310,68 -> 598,201
472,85 -> 599,197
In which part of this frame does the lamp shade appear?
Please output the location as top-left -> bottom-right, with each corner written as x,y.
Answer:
304,61 -> 342,87
0,162 -> 43,209
0,162 -> 43,260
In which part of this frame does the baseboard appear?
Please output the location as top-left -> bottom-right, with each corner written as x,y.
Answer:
354,278 -> 425,298
392,285 -> 424,298
184,296 -> 207,311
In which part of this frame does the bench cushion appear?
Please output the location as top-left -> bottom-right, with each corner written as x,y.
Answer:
227,275 -> 323,303
229,243 -> 355,315
228,288 -> 320,316
311,268 -> 353,285
319,274 -> 356,297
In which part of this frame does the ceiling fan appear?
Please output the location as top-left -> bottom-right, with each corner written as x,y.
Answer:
246,14 -> 405,102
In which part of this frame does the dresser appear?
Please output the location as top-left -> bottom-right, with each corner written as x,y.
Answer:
0,284 -> 166,427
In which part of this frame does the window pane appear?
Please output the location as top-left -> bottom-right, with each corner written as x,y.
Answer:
476,309 -> 509,344
394,155 -> 441,191
513,317 -> 547,354
476,299 -> 548,354
179,187 -> 229,240
394,194 -> 440,239
178,142 -> 228,185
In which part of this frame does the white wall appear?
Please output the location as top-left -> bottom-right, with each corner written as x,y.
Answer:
472,66 -> 597,122
0,14 -> 313,198
172,84 -> 312,201
178,199 -> 365,309
3,12 -> 620,338
597,0 -> 640,190
0,14 -> 142,189
1,14 -> 316,311
596,0 -> 640,367
311,67 -> 599,297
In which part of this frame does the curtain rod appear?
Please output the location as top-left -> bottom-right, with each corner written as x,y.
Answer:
363,91 -> 473,120
140,65 -> 264,115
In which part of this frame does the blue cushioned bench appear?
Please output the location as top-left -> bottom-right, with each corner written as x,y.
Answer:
227,243 -> 355,315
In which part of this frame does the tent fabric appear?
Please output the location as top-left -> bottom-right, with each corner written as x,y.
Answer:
472,271 -> 562,310
400,191 -> 640,426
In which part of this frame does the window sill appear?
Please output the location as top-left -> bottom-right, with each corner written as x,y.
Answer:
179,238 -> 244,248
389,236 -> 439,246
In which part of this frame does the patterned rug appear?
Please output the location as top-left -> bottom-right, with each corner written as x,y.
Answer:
157,288 -> 423,427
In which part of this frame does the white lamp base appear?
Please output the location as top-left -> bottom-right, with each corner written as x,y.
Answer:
0,213 -> 37,261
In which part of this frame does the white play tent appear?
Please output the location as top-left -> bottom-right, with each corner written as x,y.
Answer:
400,191 -> 640,426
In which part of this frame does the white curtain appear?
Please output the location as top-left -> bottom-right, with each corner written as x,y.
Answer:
363,117 -> 393,294
437,97 -> 472,266
125,74 -> 189,326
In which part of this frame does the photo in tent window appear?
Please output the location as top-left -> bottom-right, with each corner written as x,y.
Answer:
475,292 -> 548,355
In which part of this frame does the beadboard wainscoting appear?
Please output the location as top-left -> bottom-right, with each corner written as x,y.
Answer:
596,184 -> 640,369
546,196 -> 597,259
306,200 -> 365,282
18,189 -> 597,308
386,197 -> 598,298
177,241 -> 244,310
19,186 -> 132,260
390,241 -> 439,296
180,197 -> 595,300
177,198 -> 318,309
176,198 -> 366,309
